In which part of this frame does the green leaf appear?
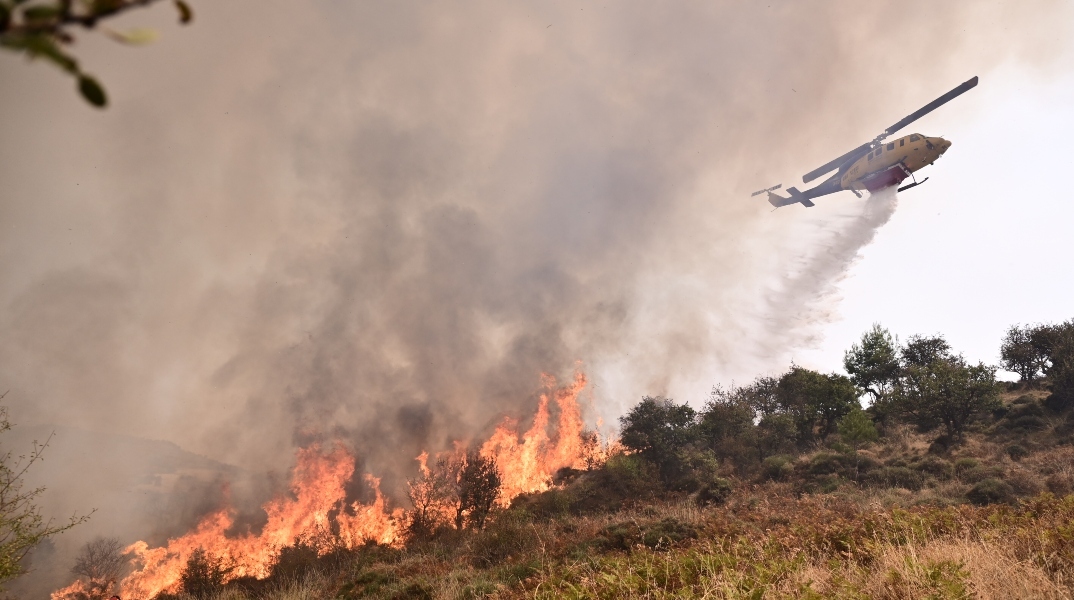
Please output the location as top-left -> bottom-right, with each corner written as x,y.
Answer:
91,0 -> 124,13
78,75 -> 107,107
23,5 -> 60,23
173,0 -> 192,24
10,33 -> 80,73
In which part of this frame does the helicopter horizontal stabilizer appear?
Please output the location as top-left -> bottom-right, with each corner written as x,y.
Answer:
766,186 -> 814,208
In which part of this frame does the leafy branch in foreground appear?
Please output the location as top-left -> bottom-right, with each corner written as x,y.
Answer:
0,0 -> 194,107
0,394 -> 91,586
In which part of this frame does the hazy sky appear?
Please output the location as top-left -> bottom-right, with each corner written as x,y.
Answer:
798,60 -> 1074,375
2,0 -> 1073,472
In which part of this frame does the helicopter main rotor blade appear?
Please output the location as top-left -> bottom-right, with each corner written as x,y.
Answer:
878,76 -> 978,141
800,76 -> 978,184
801,141 -> 872,184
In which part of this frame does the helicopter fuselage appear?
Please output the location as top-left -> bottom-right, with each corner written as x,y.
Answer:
840,133 -> 951,192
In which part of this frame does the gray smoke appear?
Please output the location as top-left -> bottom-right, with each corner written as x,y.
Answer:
0,1 -> 1071,593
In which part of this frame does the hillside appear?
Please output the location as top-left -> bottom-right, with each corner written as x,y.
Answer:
38,383 -> 1072,600
42,321 -> 1074,598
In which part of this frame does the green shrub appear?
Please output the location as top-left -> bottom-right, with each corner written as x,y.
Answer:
952,458 -> 979,479
496,558 -> 541,584
389,581 -> 435,599
1006,444 -> 1029,461
468,512 -> 541,568
179,548 -> 233,599
966,478 -> 1015,505
594,521 -> 640,552
548,453 -> 662,514
851,453 -> 882,474
510,488 -> 571,519
1010,414 -> 1048,432
595,518 -> 698,552
867,466 -> 923,491
461,579 -> 500,599
337,569 -> 398,599
761,455 -> 795,481
912,456 -> 953,480
807,452 -> 849,475
695,477 -> 733,507
959,465 -> 1005,484
640,518 -> 698,550
1010,394 -> 1040,407
804,473 -> 843,494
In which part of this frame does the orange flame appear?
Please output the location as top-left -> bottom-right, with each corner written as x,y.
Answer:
60,370 -> 600,600
118,444 -> 403,600
480,371 -> 595,501
51,578 -> 113,600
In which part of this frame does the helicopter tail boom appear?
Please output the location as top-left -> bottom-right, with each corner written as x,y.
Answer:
766,186 -> 815,208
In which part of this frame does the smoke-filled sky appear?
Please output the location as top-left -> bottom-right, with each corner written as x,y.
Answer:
2,0 -> 1073,522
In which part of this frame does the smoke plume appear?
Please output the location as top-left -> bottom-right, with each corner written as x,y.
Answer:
0,1 -> 1071,592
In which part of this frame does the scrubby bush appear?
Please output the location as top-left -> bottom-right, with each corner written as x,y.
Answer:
1043,321 -> 1074,411
958,464 -> 1005,485
695,477 -> 733,507
178,548 -> 233,599
619,397 -> 699,484
775,367 -> 860,445
807,452 -> 849,476
337,569 -> 399,599
468,512 -> 541,568
458,451 -> 502,530
510,488 -> 572,519
1005,469 -> 1043,495
966,478 -> 1015,505
1010,414 -> 1049,432
640,518 -> 699,550
665,446 -> 721,492
892,351 -> 1001,441
1046,473 -> 1074,496
512,452 -> 663,517
867,466 -> 923,491
953,457 -> 979,479
595,518 -> 698,552
760,455 -> 796,481
912,455 -> 953,480
837,408 -> 879,448
1006,444 -> 1029,461
579,452 -> 663,508
270,540 -> 320,581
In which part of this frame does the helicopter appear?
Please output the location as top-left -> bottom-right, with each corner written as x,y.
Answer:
754,76 -> 978,208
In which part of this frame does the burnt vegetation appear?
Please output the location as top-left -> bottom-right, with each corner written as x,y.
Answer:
57,318 -> 1074,598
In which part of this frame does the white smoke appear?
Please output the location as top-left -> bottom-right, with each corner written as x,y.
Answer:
761,188 -> 900,356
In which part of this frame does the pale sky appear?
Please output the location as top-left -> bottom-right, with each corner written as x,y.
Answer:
795,59 -> 1074,381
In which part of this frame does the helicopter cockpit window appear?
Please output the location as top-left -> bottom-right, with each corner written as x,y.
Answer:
910,134 -> 921,142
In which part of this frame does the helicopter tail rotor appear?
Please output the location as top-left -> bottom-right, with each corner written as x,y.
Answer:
750,183 -> 782,197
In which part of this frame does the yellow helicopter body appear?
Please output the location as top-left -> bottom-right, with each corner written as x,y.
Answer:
754,77 -> 975,208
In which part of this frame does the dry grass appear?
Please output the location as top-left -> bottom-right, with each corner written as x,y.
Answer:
149,492 -> 1074,599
